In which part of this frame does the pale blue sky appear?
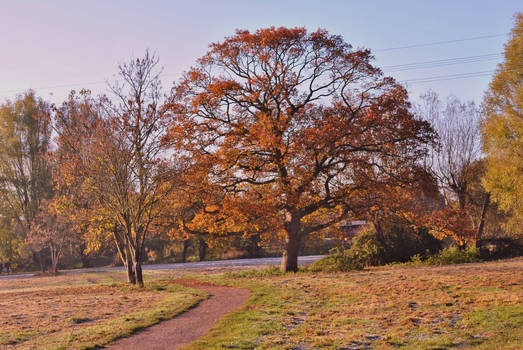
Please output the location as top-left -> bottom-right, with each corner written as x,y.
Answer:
0,1 -> 520,104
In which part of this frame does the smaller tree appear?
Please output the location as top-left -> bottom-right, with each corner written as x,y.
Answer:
0,210 -> 23,266
55,53 -> 178,286
26,201 -> 73,273
425,207 -> 475,248
364,166 -> 443,235
417,91 -> 482,210
0,92 -> 54,271
416,91 -> 492,246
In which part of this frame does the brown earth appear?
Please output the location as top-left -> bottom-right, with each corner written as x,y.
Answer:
104,279 -> 250,350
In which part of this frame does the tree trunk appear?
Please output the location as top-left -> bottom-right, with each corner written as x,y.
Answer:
458,189 -> 467,210
125,261 -> 136,284
50,244 -> 59,274
33,250 -> 45,273
475,193 -> 490,248
134,259 -> 144,288
132,241 -> 145,288
112,223 -> 136,284
79,242 -> 91,268
280,213 -> 302,272
124,248 -> 136,285
281,232 -> 301,272
198,238 -> 207,261
182,239 -> 189,263
50,261 -> 58,274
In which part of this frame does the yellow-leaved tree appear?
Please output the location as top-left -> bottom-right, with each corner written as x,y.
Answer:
482,13 -> 523,233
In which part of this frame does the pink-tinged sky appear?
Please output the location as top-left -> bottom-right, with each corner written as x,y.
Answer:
0,1 -> 520,104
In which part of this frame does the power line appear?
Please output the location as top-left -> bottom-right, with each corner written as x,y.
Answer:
0,33 -> 509,95
0,70 -> 497,95
401,70 -> 494,84
383,53 -> 502,72
377,33 -> 508,52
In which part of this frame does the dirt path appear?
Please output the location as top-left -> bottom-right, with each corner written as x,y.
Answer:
104,279 -> 250,350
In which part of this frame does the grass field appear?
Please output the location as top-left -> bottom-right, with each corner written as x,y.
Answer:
0,272 -> 206,350
188,259 -> 523,349
0,259 -> 521,349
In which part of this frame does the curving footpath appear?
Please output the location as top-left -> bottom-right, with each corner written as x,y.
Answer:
104,279 -> 250,350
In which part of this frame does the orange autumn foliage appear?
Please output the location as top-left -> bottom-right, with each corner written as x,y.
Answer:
425,207 -> 476,247
166,27 -> 436,271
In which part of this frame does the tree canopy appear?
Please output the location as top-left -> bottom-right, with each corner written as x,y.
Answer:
482,13 -> 523,231
166,27 -> 435,271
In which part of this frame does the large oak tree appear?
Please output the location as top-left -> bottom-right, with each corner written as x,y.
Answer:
167,27 -> 435,271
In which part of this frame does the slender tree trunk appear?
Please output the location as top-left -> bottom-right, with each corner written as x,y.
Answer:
112,223 -> 136,284
134,259 -> 144,288
79,242 -> 90,268
50,244 -> 59,274
125,261 -> 136,284
198,238 -> 207,261
132,242 -> 145,287
182,239 -> 189,263
38,251 -> 46,273
118,244 -> 136,284
132,233 -> 145,288
116,246 -> 135,284
124,248 -> 136,285
458,190 -> 466,210
475,193 -> 490,248
50,260 -> 58,274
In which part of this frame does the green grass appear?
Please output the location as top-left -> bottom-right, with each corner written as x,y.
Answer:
461,304 -> 523,349
183,259 -> 522,349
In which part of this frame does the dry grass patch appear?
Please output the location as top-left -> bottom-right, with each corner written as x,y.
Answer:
0,272 -> 205,349
0,271 -> 122,292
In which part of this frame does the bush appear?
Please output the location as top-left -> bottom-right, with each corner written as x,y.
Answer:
389,246 -> 482,267
306,223 -> 441,272
341,224 -> 442,266
306,247 -> 363,272
424,246 -> 481,265
348,226 -> 385,266
478,238 -> 523,260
